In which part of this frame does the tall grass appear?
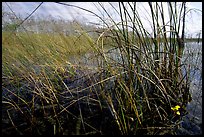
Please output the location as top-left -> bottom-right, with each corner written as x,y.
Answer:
2,2 -> 196,135
82,2 -> 192,134
2,31 -> 94,76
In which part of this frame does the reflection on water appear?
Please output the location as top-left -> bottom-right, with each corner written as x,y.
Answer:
177,42 -> 202,135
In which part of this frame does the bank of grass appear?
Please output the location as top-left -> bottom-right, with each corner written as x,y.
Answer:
3,31 -> 96,76
2,2 -> 195,135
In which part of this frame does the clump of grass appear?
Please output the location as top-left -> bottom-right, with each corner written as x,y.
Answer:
85,2 -> 192,135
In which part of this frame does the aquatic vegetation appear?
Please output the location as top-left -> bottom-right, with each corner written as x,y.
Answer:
2,2 -> 201,135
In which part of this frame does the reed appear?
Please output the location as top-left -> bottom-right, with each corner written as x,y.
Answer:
81,2 -> 192,134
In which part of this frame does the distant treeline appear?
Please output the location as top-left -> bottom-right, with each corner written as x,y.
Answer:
184,38 -> 202,43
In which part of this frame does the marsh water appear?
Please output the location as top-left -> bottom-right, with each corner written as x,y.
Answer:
2,41 -> 201,135
177,42 -> 202,135
68,42 -> 202,135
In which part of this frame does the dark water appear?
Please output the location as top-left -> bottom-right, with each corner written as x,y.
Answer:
17,41 -> 202,135
68,42 -> 202,135
2,41 -> 201,135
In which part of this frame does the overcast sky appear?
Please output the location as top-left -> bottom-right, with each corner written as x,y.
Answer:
2,2 -> 202,37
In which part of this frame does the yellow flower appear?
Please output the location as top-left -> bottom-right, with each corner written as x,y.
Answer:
176,111 -> 180,115
171,105 -> 180,111
171,105 -> 181,115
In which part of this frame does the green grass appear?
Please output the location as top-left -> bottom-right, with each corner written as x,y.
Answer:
2,31 -> 95,76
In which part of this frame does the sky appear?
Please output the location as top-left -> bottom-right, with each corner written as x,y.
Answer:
2,2 -> 202,38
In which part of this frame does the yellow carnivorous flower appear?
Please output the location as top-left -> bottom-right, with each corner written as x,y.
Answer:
171,105 -> 180,111
171,105 -> 181,115
176,111 -> 180,115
